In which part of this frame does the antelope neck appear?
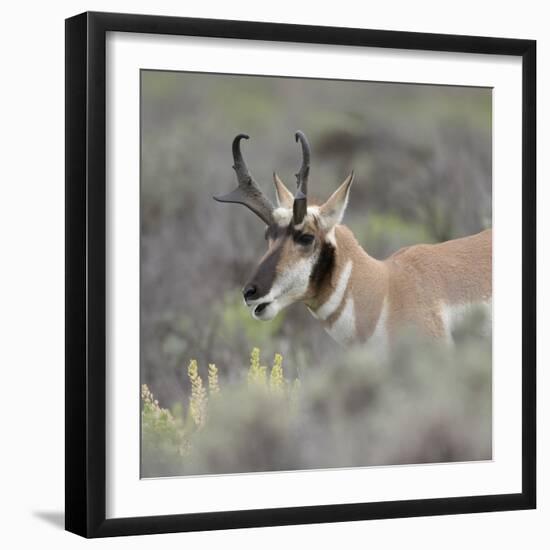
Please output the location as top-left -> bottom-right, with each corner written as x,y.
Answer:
306,225 -> 389,343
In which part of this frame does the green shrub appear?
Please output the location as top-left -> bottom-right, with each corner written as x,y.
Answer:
142,322 -> 491,477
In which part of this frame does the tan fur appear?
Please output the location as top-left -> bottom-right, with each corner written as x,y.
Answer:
319,173 -> 354,228
273,172 -> 295,208
311,226 -> 492,343
305,225 -> 388,342
384,228 -> 492,339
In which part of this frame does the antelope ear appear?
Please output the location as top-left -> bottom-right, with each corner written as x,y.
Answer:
273,172 -> 294,209
319,172 -> 354,229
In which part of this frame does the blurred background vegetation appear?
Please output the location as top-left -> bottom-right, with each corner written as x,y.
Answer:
140,70 -> 492,476
142,325 -> 491,477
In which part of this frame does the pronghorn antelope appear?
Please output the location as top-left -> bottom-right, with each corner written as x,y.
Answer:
214,132 -> 492,347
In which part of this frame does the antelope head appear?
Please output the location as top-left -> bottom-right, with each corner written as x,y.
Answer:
214,132 -> 354,321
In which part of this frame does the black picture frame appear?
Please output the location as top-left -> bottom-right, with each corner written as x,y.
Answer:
65,11 -> 536,538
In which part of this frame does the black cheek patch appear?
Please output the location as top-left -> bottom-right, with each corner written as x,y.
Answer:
310,241 -> 335,290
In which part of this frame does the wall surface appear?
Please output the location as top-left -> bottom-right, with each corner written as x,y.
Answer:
0,1 -> 546,547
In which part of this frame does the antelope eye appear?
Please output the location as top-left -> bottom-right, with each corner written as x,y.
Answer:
296,233 -> 315,246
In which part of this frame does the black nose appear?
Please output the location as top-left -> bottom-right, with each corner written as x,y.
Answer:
243,284 -> 257,301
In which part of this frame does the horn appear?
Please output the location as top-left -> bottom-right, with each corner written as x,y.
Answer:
293,130 -> 311,225
213,134 -> 275,225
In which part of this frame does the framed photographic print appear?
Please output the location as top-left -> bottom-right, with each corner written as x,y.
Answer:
65,11 -> 536,538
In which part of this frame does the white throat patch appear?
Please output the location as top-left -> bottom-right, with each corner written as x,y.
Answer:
313,260 -> 353,321
325,296 -> 356,346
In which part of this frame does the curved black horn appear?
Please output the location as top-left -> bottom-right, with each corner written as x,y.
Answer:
293,131 -> 311,225
294,131 -> 310,196
213,134 -> 275,225
232,133 -> 251,177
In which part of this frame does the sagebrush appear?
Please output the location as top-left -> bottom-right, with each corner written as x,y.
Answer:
142,325 -> 491,477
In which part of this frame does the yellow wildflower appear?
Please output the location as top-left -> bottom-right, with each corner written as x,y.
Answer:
187,359 -> 207,428
270,353 -> 284,394
208,363 -> 220,395
248,347 -> 266,387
